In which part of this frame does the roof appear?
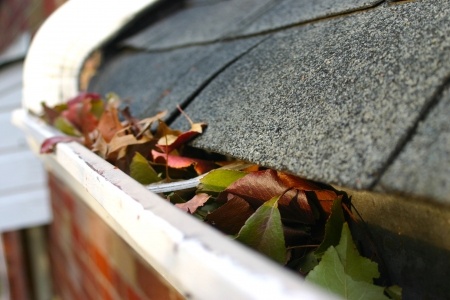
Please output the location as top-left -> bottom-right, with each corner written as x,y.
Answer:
89,0 -> 450,204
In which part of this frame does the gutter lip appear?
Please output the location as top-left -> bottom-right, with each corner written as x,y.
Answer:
16,0 -> 339,298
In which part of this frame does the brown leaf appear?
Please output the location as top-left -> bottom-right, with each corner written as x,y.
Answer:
97,105 -> 123,143
206,196 -> 255,235
175,193 -> 211,214
222,170 -> 337,225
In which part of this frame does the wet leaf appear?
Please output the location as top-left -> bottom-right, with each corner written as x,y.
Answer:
175,193 -> 211,214
129,152 -> 161,184
236,196 -> 286,264
306,223 -> 388,300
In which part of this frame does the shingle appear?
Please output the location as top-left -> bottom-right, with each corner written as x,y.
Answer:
123,0 -> 382,51
378,85 -> 450,204
171,1 -> 450,192
124,0 -> 273,51
238,0 -> 383,36
89,37 -> 265,119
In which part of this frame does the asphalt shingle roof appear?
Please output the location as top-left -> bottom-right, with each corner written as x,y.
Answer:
89,0 -> 450,204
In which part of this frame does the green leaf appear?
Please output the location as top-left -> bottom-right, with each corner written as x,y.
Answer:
130,152 -> 161,184
53,116 -> 81,136
236,196 -> 286,264
315,196 -> 345,257
335,224 -> 379,283
198,169 -> 247,193
306,223 -> 388,300
385,285 -> 402,300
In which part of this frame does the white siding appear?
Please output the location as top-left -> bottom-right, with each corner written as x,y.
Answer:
0,62 -> 51,231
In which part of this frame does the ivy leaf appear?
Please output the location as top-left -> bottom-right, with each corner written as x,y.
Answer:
315,196 -> 346,258
205,196 -> 254,235
198,169 -> 247,193
129,152 -> 161,184
175,193 -> 211,214
306,223 -> 388,300
236,196 -> 286,264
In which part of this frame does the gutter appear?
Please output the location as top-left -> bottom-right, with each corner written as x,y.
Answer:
13,1 -> 338,299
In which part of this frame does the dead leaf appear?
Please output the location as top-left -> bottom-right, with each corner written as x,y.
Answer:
175,193 -> 211,214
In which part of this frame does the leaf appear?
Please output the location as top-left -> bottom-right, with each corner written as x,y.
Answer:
198,169 -> 247,193
385,285 -> 402,300
152,150 -> 217,175
306,223 -> 388,300
315,196 -> 346,257
129,152 -> 161,184
156,107 -> 206,153
97,104 -> 123,143
335,224 -> 380,283
175,193 -> 211,214
53,116 -> 81,136
40,136 -> 82,153
223,169 -> 317,224
205,196 -> 255,235
236,196 -> 286,264
62,93 -> 103,134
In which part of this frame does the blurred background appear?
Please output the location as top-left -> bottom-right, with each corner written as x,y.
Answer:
1,1 -> 66,300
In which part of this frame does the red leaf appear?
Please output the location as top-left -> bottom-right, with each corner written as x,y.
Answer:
40,136 -> 81,153
66,92 -> 101,106
222,170 -> 338,224
62,93 -> 103,134
156,129 -> 204,153
175,193 -> 211,214
156,105 -> 206,153
152,150 -> 216,175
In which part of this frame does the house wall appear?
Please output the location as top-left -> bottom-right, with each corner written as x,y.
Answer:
47,172 -> 184,300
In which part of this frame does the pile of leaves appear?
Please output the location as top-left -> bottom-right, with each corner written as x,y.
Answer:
39,93 -> 401,299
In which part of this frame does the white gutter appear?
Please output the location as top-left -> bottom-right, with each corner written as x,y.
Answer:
14,1 -> 339,299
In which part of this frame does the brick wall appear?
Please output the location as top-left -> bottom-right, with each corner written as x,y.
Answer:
48,173 -> 184,300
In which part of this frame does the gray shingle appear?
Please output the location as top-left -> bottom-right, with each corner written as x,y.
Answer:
238,0 -> 383,36
90,37 -> 264,119
124,0 -> 273,51
124,0 -> 382,51
171,1 -> 450,192
378,84 -> 450,204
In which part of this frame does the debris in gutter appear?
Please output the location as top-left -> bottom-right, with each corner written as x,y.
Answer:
38,92 -> 402,299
